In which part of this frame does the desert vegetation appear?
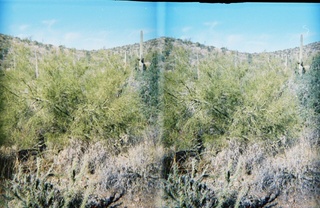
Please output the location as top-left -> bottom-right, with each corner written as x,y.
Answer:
0,33 -> 319,207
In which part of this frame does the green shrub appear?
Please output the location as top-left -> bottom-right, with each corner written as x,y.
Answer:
163,162 -> 217,207
138,52 -> 162,123
161,48 -> 301,150
296,53 -> 320,134
0,45 -> 145,150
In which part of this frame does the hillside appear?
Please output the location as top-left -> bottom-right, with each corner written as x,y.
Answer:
2,33 -> 319,73
0,33 -> 319,207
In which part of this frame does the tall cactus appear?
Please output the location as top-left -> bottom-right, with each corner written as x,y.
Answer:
35,51 -> 39,78
234,52 -> 238,68
299,34 -> 303,65
140,30 -> 143,61
13,54 -> 16,70
299,34 -> 305,74
140,30 -> 144,71
197,52 -> 200,79
284,53 -> 288,71
72,50 -> 76,66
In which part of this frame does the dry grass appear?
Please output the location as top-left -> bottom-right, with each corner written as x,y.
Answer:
0,146 -> 17,180
1,138 -> 165,207
195,128 -> 319,208
1,129 -> 319,207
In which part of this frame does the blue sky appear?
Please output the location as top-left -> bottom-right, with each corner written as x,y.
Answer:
0,1 -> 319,53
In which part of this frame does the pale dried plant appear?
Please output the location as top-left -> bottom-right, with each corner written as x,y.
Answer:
194,133 -> 319,208
2,136 -> 165,207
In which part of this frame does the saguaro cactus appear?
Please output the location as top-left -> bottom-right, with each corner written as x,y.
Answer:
234,52 -> 238,68
124,50 -> 127,66
284,53 -> 288,71
35,51 -> 39,78
299,34 -> 303,65
298,34 -> 305,74
13,54 -> 16,70
197,51 -> 200,79
140,30 -> 143,61
139,30 -> 144,71
72,50 -> 76,66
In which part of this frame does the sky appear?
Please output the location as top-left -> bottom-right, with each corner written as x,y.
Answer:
0,1 -> 319,53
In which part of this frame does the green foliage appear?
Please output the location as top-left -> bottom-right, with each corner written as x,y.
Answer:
0,44 -> 145,150
163,38 -> 174,71
2,156 -> 123,208
164,162 -> 217,207
2,158 -> 65,207
0,35 -> 308,152
308,54 -> 320,115
229,64 -> 300,140
161,47 -> 198,148
0,43 -> 38,147
296,53 -> 320,129
161,47 -> 301,150
0,34 -> 11,67
138,52 -> 162,123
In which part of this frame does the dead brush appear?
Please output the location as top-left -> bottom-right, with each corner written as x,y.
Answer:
163,159 -> 217,208
2,137 -> 165,207
199,135 -> 319,208
0,146 -> 17,180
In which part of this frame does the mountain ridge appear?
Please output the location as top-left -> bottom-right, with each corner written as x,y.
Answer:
1,32 -> 319,76
1,32 -> 320,57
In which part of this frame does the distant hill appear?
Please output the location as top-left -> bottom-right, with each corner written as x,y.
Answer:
1,33 -> 319,71
107,35 -> 320,69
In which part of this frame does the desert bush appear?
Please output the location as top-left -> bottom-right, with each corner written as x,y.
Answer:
1,138 -> 163,207
137,52 -> 162,124
0,44 -> 145,150
161,47 -> 301,151
296,54 -> 320,123
163,161 -> 217,207
229,65 -> 301,141
161,46 -> 199,149
200,135 -> 319,208
0,147 -> 16,179
3,157 -> 65,208
2,156 -> 125,208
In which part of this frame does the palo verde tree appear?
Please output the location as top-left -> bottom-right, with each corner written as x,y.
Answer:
161,46 -> 200,149
0,44 -> 145,151
161,45 -> 302,150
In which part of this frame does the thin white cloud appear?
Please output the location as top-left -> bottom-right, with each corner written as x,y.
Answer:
194,30 -> 272,53
42,19 -> 57,29
257,34 -> 271,41
241,34 -> 271,52
17,33 -> 32,40
19,24 -> 30,31
127,28 -> 154,38
288,29 -> 316,43
302,25 -> 310,37
64,32 -> 81,42
226,34 -> 244,45
203,21 -> 219,29
82,38 -> 107,49
245,40 -> 268,52
182,26 -> 192,33
191,21 -> 221,46
179,35 -> 188,40
226,34 -> 270,53
78,30 -> 115,50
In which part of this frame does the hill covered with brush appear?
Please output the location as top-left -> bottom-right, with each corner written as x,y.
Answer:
0,33 -> 319,207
